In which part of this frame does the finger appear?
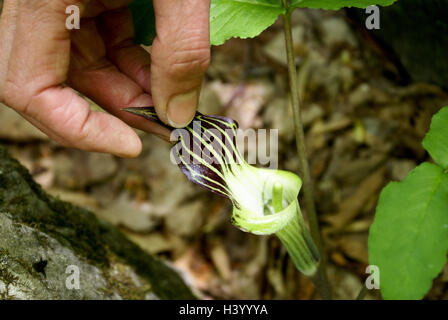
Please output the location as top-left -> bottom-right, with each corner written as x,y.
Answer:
0,0 -> 19,99
2,0 -> 77,108
98,7 -> 151,93
2,0 -> 142,156
20,86 -> 142,157
68,19 -> 170,140
151,0 -> 211,127
2,0 -> 133,107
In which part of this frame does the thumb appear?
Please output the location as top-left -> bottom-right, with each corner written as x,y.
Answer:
151,0 -> 211,128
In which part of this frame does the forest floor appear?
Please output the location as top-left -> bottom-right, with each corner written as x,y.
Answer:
1,9 -> 447,299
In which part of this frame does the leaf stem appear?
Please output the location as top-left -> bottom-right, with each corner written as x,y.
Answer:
356,285 -> 368,300
281,7 -> 332,299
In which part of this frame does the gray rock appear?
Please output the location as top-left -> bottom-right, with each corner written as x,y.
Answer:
0,146 -> 194,300
0,212 -> 119,299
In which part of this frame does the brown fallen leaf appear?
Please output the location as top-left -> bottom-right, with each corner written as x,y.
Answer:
174,246 -> 214,292
323,167 -> 386,229
296,274 -> 315,300
210,239 -> 232,281
337,233 -> 369,265
125,232 -> 172,255
310,115 -> 352,135
330,251 -> 350,268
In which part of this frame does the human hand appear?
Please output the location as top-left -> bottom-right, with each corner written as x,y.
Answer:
0,0 -> 210,157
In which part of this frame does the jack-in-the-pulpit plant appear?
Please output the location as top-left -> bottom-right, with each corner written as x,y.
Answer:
129,0 -> 400,300
124,107 -> 320,277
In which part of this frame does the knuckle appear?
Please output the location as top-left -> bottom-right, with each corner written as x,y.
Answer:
58,0 -> 87,8
171,47 -> 210,78
62,116 -> 91,147
154,35 -> 210,80
3,79 -> 24,110
66,109 -> 92,143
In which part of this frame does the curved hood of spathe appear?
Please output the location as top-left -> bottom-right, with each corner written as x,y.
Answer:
230,167 -> 302,235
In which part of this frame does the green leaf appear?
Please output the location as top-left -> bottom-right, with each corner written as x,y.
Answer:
423,106 -> 448,170
129,0 -> 156,46
129,0 -> 399,46
369,162 -> 448,300
210,0 -> 285,46
291,0 -> 397,10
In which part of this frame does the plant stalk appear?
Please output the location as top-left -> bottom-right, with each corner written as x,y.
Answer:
356,285 -> 368,300
276,205 -> 320,277
282,7 -> 331,299
310,266 -> 332,300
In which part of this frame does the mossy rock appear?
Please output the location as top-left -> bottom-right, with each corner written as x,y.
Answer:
0,146 -> 195,300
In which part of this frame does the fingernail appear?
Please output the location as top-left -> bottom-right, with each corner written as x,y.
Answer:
167,90 -> 198,128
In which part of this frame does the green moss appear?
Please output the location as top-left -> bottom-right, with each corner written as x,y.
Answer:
0,267 -> 19,287
0,250 -> 27,300
100,258 -> 154,300
0,146 -> 195,300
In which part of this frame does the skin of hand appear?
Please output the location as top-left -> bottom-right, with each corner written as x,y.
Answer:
0,0 -> 211,157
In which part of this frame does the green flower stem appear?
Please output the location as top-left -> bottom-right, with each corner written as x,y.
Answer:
274,201 -> 331,299
281,3 -> 332,299
276,204 -> 320,277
